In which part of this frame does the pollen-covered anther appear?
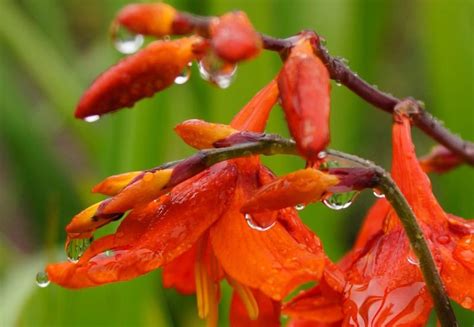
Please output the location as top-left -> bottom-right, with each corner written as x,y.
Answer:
174,119 -> 237,150
228,276 -> 259,320
92,171 -> 142,196
99,168 -> 173,215
241,168 -> 339,213
114,3 -> 177,37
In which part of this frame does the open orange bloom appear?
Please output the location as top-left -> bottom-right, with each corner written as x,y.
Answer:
283,116 -> 474,326
46,80 -> 334,326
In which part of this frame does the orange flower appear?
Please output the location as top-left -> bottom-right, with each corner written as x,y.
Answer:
283,116 -> 474,325
46,80 -> 333,326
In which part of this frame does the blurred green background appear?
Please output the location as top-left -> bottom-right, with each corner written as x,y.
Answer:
1,0 -> 472,326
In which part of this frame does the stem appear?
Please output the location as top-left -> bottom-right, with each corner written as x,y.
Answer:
173,11 -> 474,165
162,135 -> 456,326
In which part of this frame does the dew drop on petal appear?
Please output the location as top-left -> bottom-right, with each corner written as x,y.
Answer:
36,271 -> 50,288
112,25 -> 144,54
436,235 -> 450,245
244,213 -> 275,232
104,249 -> 115,257
373,189 -> 385,198
323,191 -> 358,210
84,115 -> 100,123
174,64 -> 191,85
407,255 -> 419,266
317,151 -> 327,159
66,237 -> 93,263
295,204 -> 305,211
461,296 -> 472,309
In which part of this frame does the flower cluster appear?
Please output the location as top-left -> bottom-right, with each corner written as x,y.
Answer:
40,3 -> 472,326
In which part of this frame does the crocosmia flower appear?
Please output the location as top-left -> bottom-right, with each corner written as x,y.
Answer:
283,115 -> 474,326
45,80 -> 339,326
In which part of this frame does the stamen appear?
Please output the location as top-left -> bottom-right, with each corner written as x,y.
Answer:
228,276 -> 259,320
195,240 -> 209,318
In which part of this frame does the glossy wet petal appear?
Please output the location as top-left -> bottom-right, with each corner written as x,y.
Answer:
47,162 -> 238,288
174,119 -> 237,149
92,171 -> 141,196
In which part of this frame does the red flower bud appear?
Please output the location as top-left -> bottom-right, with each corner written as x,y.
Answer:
114,3 -> 177,37
210,11 -> 262,63
278,40 -> 331,160
75,37 -> 201,119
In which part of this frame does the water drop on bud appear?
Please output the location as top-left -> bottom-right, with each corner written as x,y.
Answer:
323,191 -> 359,210
112,25 -> 144,54
198,54 -> 237,89
373,189 -> 385,198
295,204 -> 305,211
36,271 -> 50,288
66,237 -> 93,263
317,151 -> 327,160
244,213 -> 275,232
84,115 -> 100,123
174,63 -> 191,85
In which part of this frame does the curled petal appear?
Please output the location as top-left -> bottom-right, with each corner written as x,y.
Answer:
210,11 -> 262,63
46,162 -> 239,288
174,119 -> 237,149
99,169 -> 173,214
92,171 -> 141,196
114,3 -> 177,37
230,79 -> 278,132
241,168 -> 339,214
230,289 -> 280,327
75,37 -> 201,119
419,145 -> 463,174
278,40 -> 331,160
210,188 -> 326,300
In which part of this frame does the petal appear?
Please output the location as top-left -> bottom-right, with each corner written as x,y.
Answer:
230,289 -> 280,327
419,145 -> 463,174
174,119 -> 237,149
99,168 -> 173,214
241,168 -> 339,213
283,282 -> 343,324
65,201 -> 122,235
162,244 -> 197,295
47,162 -> 238,288
353,199 -> 391,251
278,40 -> 331,160
210,11 -> 262,63
114,3 -> 177,37
75,37 -> 201,119
210,186 -> 326,300
391,117 -> 446,226
230,79 -> 278,132
92,171 -> 142,196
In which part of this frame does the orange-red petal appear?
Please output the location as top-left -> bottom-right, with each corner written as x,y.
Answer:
278,40 -> 331,160
210,183 -> 326,300
241,168 -> 339,213
47,162 -> 238,288
230,79 -> 278,132
75,37 -> 201,119
162,244 -> 197,295
230,289 -> 280,327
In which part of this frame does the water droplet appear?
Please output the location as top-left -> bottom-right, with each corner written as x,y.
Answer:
174,64 -> 191,85
323,191 -> 358,210
407,255 -> 419,266
84,115 -> 100,123
373,189 -> 385,198
319,160 -> 340,170
244,213 -> 275,232
198,56 -> 237,89
104,249 -> 115,257
112,25 -> 144,54
295,204 -> 305,211
461,296 -> 472,309
317,151 -> 327,159
36,271 -> 50,288
437,235 -> 450,245
335,82 -> 342,87
66,237 -> 93,263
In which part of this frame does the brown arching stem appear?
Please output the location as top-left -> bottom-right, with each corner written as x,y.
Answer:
175,12 -> 474,166
144,134 -> 457,326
